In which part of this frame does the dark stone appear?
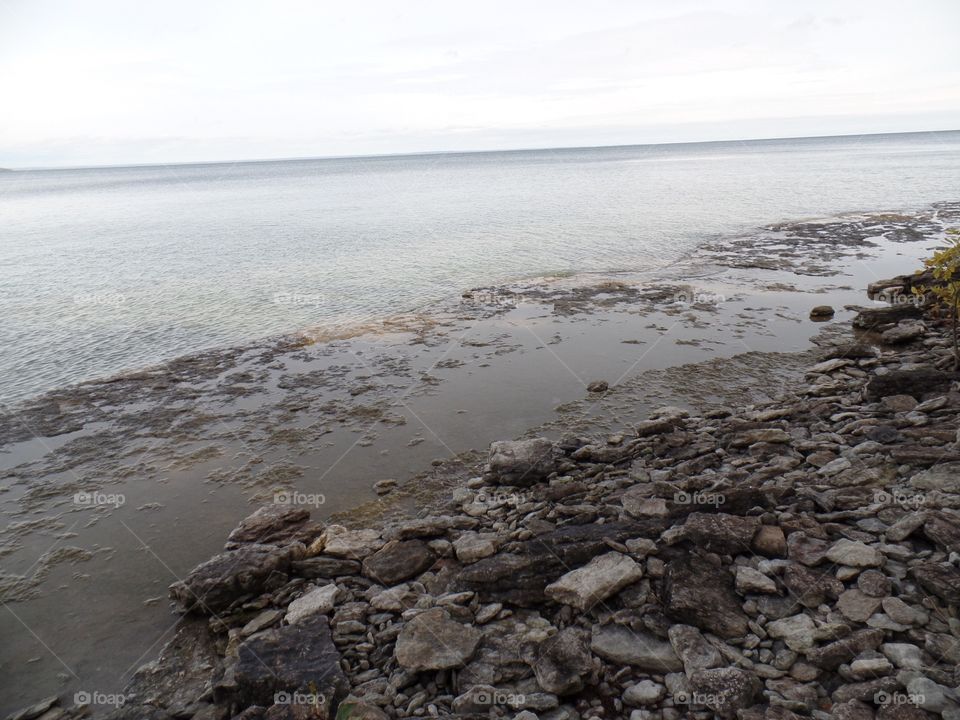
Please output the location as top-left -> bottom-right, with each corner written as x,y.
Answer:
679,512 -> 760,554
689,667 -> 762,719
866,425 -> 903,444
291,557 -> 361,579
361,540 -> 435,585
852,304 -> 923,330
661,556 -> 749,638
455,520 -> 668,606
806,629 -> 884,670
225,505 -> 317,549
169,544 -> 296,614
865,369 -> 960,401
857,569 -> 892,598
227,615 -> 347,712
910,562 -> 960,604
529,627 -> 593,695
782,565 -> 844,608
890,446 -> 960,466
831,677 -> 899,704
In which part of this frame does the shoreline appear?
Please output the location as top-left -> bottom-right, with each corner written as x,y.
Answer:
14,229 -> 960,719
0,202 -> 957,715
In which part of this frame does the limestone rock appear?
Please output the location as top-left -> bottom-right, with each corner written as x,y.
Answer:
545,552 -> 643,610
395,607 -> 481,671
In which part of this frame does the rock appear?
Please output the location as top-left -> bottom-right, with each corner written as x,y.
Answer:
455,521 -> 666,606
852,303 -> 923,330
810,305 -> 835,319
661,556 -> 749,638
882,321 -> 925,344
453,532 -> 499,563
284,584 -> 340,625
825,539 -> 883,568
787,532 -> 829,566
880,643 -> 923,670
881,394 -> 918,413
544,552 -> 643,610
488,438 -> 558,486
752,525 -> 787,556
735,566 -> 778,594
767,614 -> 818,652
169,543 -> 296,614
318,526 -> 384,559
334,701 -> 390,719
923,511 -> 960,554
241,608 -> 282,636
730,428 -> 791,447
394,607 -> 481,670
905,676 -> 960,714
830,699 -> 876,720
587,380 -> 609,393
805,629 -> 884,670
226,505 -> 314,547
688,667 -> 762,719
880,597 -> 926,626
865,368 -> 960,401
885,513 -> 927,542
361,539 -> 435,585
679,513 -> 760,554
624,680 -> 666,706
228,615 -> 347,711
857,569 -> 892,597
291,556 -> 360,579
780,565 -> 842,608
590,623 -> 683,672
837,589 -> 884,623
4,697 -> 58,720
667,624 -> 723,674
909,562 -> 960,604
373,479 -> 397,495
530,627 -> 593,695
910,463 -> 960,494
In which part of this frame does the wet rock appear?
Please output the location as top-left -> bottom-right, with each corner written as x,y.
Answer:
852,304 -> 923,330
544,552 -> 642,610
228,615 -> 347,711
587,380 -> 609,393
225,505 -> 315,548
688,667 -> 762,719
394,607 -> 481,671
529,627 -> 593,695
488,438 -> 558,486
810,305 -> 835,319
361,539 -> 435,585
169,543 -> 296,614
590,623 -> 682,671
661,556 -> 749,638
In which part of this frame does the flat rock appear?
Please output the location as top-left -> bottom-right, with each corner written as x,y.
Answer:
661,556 -> 749,638
361,539 -> 435,585
767,614 -> 818,652
284,583 -> 340,625
910,463 -> 960,494
529,627 -> 593,695
395,607 -> 481,671
837,589 -> 884,622
805,629 -> 884,670
787,532 -> 829,566
667,624 -> 723,674
318,526 -> 384,559
865,368 -> 960,401
225,505 -> 315,548
679,513 -> 760,554
545,551 -> 643,610
735,566 -> 778,594
590,623 -> 683,672
909,562 -> 960,604
688,667 -> 762,719
825,539 -> 883,568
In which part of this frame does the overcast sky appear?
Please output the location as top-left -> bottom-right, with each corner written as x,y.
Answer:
1,0 -> 958,168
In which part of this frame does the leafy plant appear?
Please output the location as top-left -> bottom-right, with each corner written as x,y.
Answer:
920,228 -> 960,368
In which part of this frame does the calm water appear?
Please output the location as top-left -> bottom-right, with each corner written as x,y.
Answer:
2,131 -> 960,405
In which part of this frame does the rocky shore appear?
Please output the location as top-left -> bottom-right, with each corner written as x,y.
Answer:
14,267 -> 960,720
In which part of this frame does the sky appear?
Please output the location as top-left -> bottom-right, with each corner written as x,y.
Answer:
1,0 -> 959,168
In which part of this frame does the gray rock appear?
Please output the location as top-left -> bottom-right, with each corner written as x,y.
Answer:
590,623 -> 683,672
837,589 -> 884,623
688,667 -> 762,719
395,607 -> 481,671
361,539 -> 435,585
680,513 -> 760,554
488,438 -> 558,486
544,552 -> 643,610
787,532 -> 829,566
805,629 -> 884,670
661,556 -> 749,638
857,569 -> 892,597
736,566 -> 778,594
667,624 -> 723,674
911,463 -> 960,494
623,680 -> 666,706
909,562 -> 960,604
767,614 -> 818,652
825,539 -> 883,568
530,627 -> 593,695
880,643 -> 923,670
284,583 -> 339,624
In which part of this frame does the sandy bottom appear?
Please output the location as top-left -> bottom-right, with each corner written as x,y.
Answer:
0,202 -> 955,714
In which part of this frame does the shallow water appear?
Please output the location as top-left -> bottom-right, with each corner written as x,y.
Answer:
3,131 -> 960,404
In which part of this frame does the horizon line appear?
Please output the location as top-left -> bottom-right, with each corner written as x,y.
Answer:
5,126 -> 959,173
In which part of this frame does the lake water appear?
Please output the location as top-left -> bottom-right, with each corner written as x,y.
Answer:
2,130 -> 960,405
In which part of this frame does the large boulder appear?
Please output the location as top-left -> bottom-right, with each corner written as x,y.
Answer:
169,543 -> 297,614
488,438 -> 558,486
